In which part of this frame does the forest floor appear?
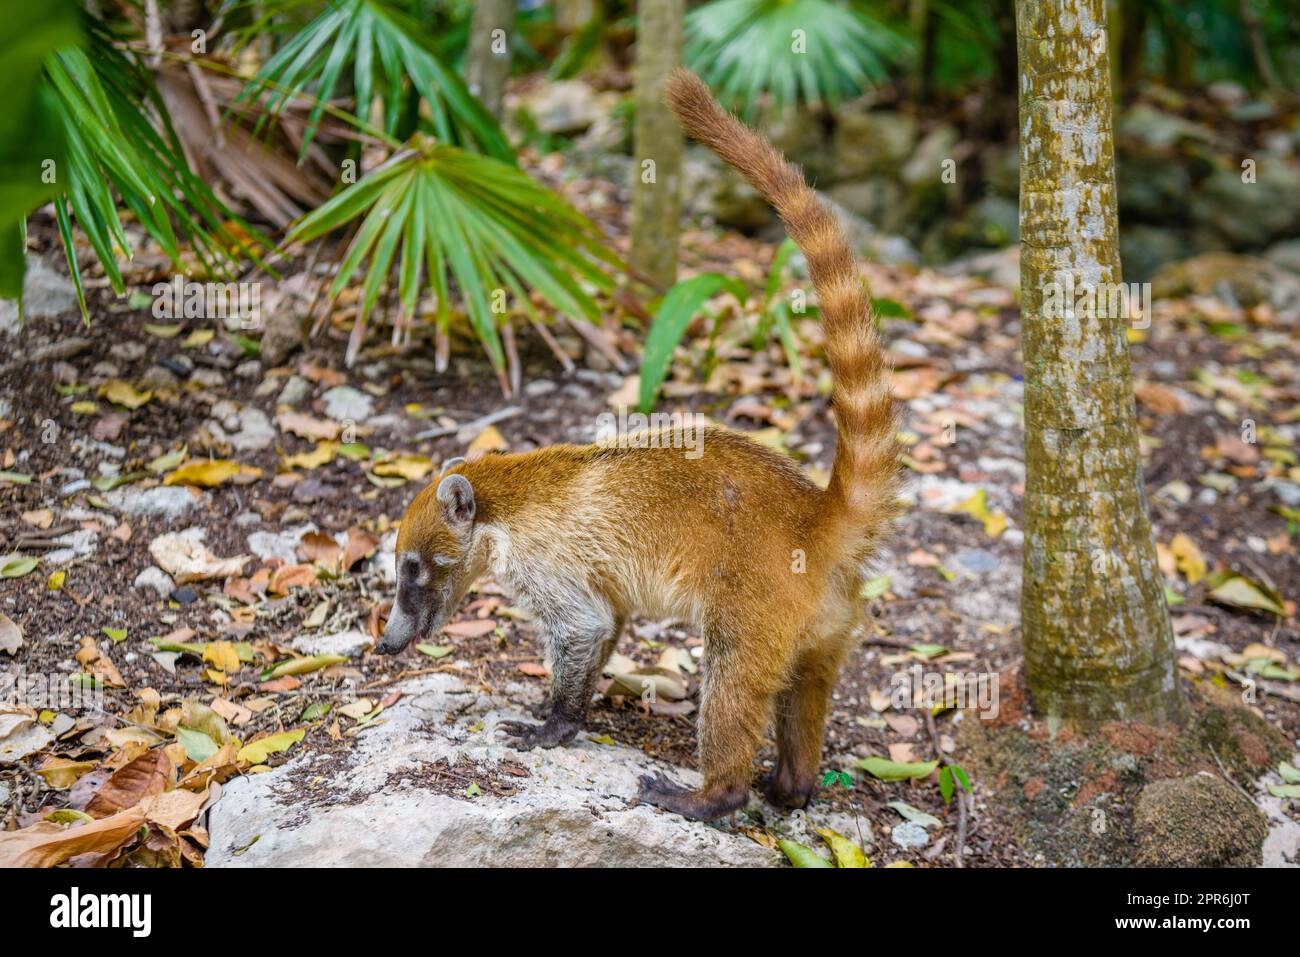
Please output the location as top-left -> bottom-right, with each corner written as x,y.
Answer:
1,156 -> 1298,867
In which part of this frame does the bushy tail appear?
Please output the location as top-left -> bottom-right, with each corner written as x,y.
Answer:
665,69 -> 900,543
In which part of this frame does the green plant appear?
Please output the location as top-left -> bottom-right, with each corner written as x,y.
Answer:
47,33 -> 265,314
236,0 -> 512,162
938,761 -> 971,804
287,133 -> 621,380
684,0 -> 908,117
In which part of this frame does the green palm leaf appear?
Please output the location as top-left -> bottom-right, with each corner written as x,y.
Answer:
286,134 -> 621,379
239,0 -> 512,162
42,26 -> 269,317
685,0 -> 908,118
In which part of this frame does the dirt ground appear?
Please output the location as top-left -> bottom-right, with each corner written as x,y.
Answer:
1,161 -> 1297,866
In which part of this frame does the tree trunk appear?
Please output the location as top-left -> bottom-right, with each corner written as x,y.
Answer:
465,0 -> 515,120
629,0 -> 684,289
1016,0 -> 1186,727
908,0 -> 933,104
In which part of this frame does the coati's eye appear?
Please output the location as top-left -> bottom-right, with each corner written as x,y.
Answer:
401,555 -> 421,580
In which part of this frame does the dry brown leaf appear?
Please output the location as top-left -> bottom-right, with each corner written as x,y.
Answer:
0,804 -> 148,867
85,748 -> 173,818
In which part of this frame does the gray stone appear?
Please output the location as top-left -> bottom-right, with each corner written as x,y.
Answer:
46,529 -> 98,565
277,375 -> 311,407
107,485 -> 197,520
228,407 -> 275,452
891,821 -> 930,850
247,523 -> 317,564
524,379 -> 558,398
0,255 -> 78,333
259,310 -> 306,368
292,629 -> 371,659
955,548 -> 1000,574
829,110 -> 916,180
321,386 -> 374,423
524,80 -> 602,136
1272,481 -> 1300,508
1265,238 -> 1300,276
206,673 -> 804,868
132,566 -> 174,597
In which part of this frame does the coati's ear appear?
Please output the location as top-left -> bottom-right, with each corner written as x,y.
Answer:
440,457 -> 466,475
435,473 -> 476,529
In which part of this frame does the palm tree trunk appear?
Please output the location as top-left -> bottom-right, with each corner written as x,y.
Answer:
1016,0 -> 1186,727
629,0 -> 684,288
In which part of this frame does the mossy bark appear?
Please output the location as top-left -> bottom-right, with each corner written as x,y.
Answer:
465,0 -> 515,120
629,0 -> 684,288
1016,0 -> 1185,727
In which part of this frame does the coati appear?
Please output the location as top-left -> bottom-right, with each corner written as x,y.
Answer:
376,69 -> 901,821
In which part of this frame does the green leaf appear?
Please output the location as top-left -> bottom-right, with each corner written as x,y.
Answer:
1267,784 -> 1300,799
887,800 -> 943,828
286,135 -> 619,370
415,643 -> 453,659
238,0 -> 512,163
101,626 -> 127,644
778,839 -> 834,868
860,576 -> 891,600
1208,574 -> 1286,617
857,757 -> 940,781
950,764 -> 972,792
685,0 -> 908,118
938,766 -> 954,803
261,654 -> 348,680
176,726 -> 220,763
0,554 -> 39,579
638,273 -> 748,413
300,702 -> 332,721
1279,762 -> 1300,785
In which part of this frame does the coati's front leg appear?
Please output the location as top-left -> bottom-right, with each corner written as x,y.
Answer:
497,609 -> 620,750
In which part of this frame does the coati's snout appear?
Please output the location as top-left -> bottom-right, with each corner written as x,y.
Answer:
374,471 -> 477,655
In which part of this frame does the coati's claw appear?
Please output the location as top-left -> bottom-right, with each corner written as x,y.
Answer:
759,770 -> 815,810
496,717 -> 579,750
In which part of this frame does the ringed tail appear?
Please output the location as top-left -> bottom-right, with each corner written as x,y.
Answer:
664,69 -> 901,543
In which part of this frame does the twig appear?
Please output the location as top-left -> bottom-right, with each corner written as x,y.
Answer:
413,405 -> 522,441
1209,747 -> 1256,804
925,708 -> 969,868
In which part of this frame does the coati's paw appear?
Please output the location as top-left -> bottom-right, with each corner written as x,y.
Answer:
496,716 -> 580,750
636,772 -> 748,822
759,770 -> 815,810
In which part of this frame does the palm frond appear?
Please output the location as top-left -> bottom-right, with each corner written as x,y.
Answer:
43,27 -> 269,315
685,0 -> 908,117
286,134 -> 622,381
238,0 -> 512,162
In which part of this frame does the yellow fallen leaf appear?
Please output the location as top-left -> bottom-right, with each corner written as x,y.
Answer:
283,442 -> 338,470
1169,533 -> 1206,584
237,728 -> 306,766
983,511 -> 1009,538
467,425 -> 508,455
164,460 -> 261,487
371,454 -> 434,481
46,570 -> 65,591
143,323 -> 184,339
203,640 -> 241,674
70,401 -> 98,415
182,328 -> 215,349
99,380 -> 153,410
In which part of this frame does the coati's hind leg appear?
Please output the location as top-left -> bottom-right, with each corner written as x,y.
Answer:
638,627 -> 788,821
764,639 -> 848,809
498,606 -> 621,749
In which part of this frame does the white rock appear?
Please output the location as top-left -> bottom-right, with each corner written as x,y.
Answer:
292,629 -> 371,658
132,566 -> 174,597
107,485 -> 198,520
247,523 -> 317,563
205,673 -> 786,868
227,407 -> 275,452
45,529 -> 98,565
321,386 -> 374,422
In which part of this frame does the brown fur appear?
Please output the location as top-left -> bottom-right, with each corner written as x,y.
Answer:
380,71 -> 901,820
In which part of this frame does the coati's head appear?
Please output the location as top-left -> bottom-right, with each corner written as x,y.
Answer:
375,464 -> 479,654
